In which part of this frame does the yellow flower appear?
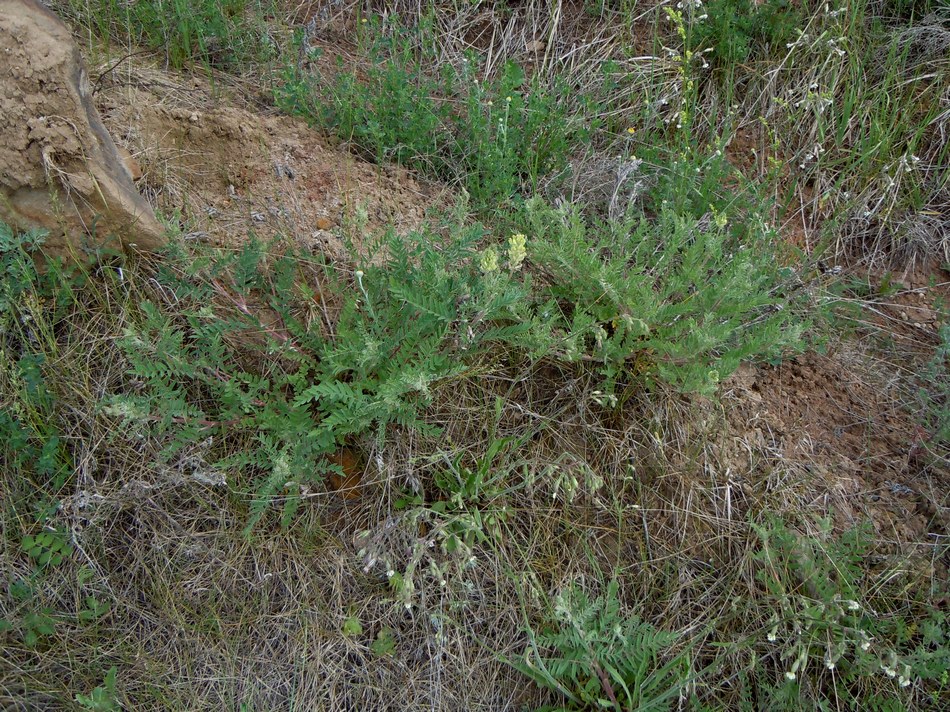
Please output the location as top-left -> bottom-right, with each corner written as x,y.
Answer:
479,247 -> 499,274
507,233 -> 527,271
711,206 -> 728,229
626,126 -> 636,134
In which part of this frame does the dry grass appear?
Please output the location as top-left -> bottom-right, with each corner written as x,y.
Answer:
3,1 -> 950,709
2,264 -> 946,708
0,272 -> 940,710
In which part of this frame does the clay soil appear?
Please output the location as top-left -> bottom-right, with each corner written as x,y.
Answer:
93,60 -> 446,259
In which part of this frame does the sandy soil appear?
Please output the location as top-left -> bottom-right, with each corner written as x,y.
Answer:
92,60 -> 446,259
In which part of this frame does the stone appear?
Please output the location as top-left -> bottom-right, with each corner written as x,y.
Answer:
0,0 -> 166,258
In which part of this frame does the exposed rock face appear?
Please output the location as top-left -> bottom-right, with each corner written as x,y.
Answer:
0,0 -> 166,257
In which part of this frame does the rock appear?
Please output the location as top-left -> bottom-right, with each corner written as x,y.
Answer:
116,146 -> 143,182
910,307 -> 935,324
0,0 -> 166,258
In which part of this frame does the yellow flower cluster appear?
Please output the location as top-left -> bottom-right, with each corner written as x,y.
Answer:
507,233 -> 527,271
479,247 -> 499,274
481,233 -> 527,274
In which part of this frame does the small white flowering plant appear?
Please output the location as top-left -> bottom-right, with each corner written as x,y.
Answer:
753,518 -> 950,703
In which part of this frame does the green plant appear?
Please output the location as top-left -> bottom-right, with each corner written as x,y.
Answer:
76,666 -> 120,711
447,60 -> 581,209
512,578 -> 686,711
4,525 -> 84,648
410,429 -> 526,557
0,225 -> 81,516
4,579 -> 50,643
342,615 -> 363,637
0,226 -> 80,656
2,577 -> 56,647
277,17 -> 583,212
21,529 -> 74,569
520,197 -> 811,394
751,518 -> 950,706
19,609 -> 58,648
371,627 -> 396,657
78,595 -> 112,623
56,0 -> 276,70
280,21 -> 444,168
694,0 -> 804,68
110,219 -> 530,529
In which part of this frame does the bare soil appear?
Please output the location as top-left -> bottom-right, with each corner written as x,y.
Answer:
725,351 -> 948,547
92,61 -> 446,259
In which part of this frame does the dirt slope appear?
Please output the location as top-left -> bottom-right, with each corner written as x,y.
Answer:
92,61 -> 445,259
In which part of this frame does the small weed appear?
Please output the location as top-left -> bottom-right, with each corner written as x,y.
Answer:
78,595 -> 111,623
371,627 -> 397,657
694,0 -> 803,68
76,666 -> 120,711
278,18 -> 583,212
749,518 -> 950,706
521,197 -> 812,394
512,578 -> 687,711
342,615 -> 363,637
20,529 -> 74,569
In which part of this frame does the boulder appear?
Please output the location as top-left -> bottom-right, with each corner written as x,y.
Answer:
0,0 -> 166,258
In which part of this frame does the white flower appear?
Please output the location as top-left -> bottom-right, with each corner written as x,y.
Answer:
899,665 -> 912,687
